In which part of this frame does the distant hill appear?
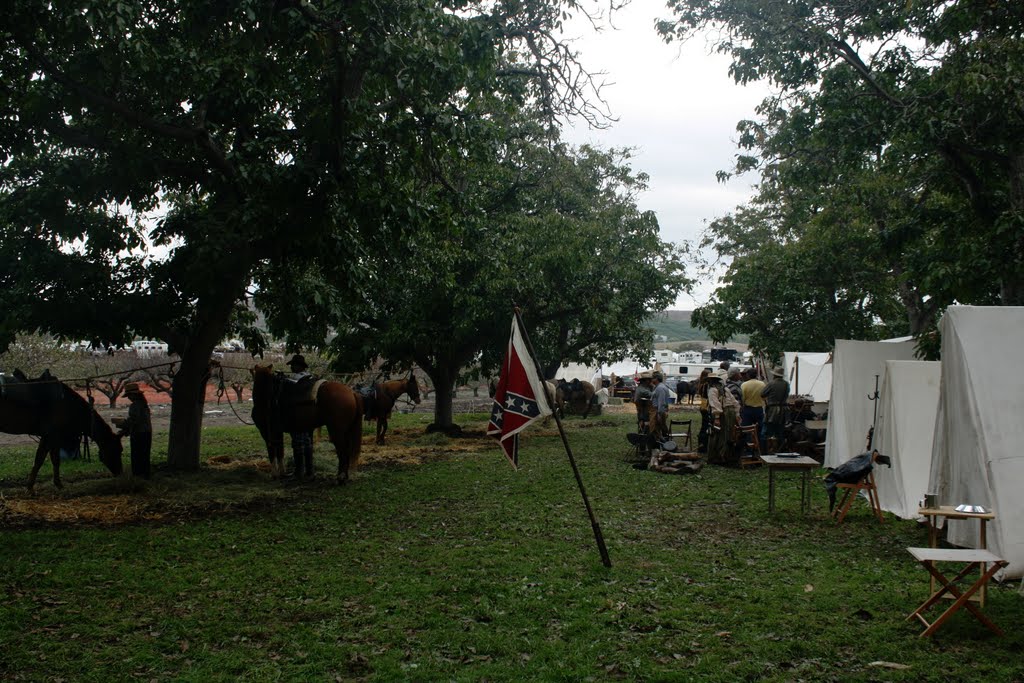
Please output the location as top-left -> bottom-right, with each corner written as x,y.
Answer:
646,311 -> 749,345
646,311 -> 702,342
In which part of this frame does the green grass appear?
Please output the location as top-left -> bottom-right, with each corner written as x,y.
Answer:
1,412 -> 1022,682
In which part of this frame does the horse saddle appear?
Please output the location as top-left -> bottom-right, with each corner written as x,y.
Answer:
278,376 -> 319,408
0,370 -> 63,408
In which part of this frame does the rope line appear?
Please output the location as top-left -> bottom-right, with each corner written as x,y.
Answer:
215,365 -> 255,426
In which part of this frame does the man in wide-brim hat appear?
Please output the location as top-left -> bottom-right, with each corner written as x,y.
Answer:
287,354 -> 308,372
706,368 -> 739,464
118,382 -> 151,479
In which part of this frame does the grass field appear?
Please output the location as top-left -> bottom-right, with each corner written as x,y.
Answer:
1,410 -> 1022,682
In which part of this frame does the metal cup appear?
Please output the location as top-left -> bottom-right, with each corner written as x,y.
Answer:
924,493 -> 938,509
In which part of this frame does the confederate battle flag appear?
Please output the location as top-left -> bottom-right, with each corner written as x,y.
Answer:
487,315 -> 552,468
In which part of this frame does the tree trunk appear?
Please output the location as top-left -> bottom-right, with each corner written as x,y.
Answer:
893,266 -> 937,336
432,380 -> 454,429
164,265 -> 249,470
166,356 -> 210,471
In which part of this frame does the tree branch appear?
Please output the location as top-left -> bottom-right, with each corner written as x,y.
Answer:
21,40 -> 244,194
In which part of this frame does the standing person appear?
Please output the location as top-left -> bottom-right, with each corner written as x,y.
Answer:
118,382 -> 152,479
650,371 -> 672,440
740,368 -> 766,450
634,371 -> 654,431
761,367 -> 790,452
707,369 -> 739,465
696,368 -> 712,453
726,369 -> 743,404
285,354 -> 315,479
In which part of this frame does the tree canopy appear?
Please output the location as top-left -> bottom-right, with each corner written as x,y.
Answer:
0,0 -> 616,468
295,127 -> 689,429
659,0 -> 1024,356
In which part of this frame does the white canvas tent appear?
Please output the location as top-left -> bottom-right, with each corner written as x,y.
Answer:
873,360 -> 941,520
929,306 -> 1024,579
783,351 -> 832,402
824,338 -> 917,468
558,363 -> 602,383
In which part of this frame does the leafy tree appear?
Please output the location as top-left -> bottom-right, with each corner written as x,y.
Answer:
315,138 -> 688,430
659,0 -> 1024,348
1,0 -> 609,469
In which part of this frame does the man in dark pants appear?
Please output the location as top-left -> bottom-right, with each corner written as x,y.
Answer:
285,354 -> 315,479
118,382 -> 152,479
760,367 -> 790,452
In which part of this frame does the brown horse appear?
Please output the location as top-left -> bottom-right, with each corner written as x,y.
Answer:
250,365 -> 364,483
0,371 -> 123,493
366,373 -> 421,445
556,378 -> 597,418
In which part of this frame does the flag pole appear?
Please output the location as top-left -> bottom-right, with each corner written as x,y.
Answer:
513,304 -> 612,568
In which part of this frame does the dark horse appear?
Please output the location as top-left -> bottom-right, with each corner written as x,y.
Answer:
250,365 -> 363,483
0,371 -> 123,493
677,380 -> 698,405
365,373 -> 421,445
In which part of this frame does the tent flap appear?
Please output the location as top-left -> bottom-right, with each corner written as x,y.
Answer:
929,306 -> 1024,579
824,339 -> 917,469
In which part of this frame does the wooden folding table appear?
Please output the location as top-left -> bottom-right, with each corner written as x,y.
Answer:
919,505 -> 996,605
906,547 -> 1007,638
760,454 -> 819,513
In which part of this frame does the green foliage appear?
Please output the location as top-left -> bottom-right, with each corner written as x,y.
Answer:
2,413 -> 1023,680
658,0 -> 1024,355
314,135 -> 689,424
0,0 -> 614,466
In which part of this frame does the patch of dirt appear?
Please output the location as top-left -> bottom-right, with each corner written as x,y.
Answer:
0,421 -> 488,529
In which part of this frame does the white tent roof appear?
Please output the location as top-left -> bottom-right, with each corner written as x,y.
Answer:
600,361 -> 654,379
929,306 -> 1024,579
783,351 -> 832,402
558,363 -> 603,383
824,338 -> 917,468
873,360 -> 941,520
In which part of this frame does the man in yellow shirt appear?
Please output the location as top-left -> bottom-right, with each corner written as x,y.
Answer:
740,369 -> 766,448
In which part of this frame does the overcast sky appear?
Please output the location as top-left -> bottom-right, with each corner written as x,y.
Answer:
561,3 -> 772,310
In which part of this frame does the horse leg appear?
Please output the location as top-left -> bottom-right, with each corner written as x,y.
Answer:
376,417 -> 387,445
27,442 -> 50,495
50,448 -> 63,490
335,405 -> 364,485
269,433 -> 285,479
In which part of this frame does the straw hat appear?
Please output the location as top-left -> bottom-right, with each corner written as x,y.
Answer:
287,354 -> 308,371
638,371 -> 653,380
123,382 -> 143,397
772,367 -> 785,378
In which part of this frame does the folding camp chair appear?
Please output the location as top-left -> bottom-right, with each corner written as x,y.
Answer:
832,468 -> 884,524
668,418 -> 693,452
625,398 -> 654,464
